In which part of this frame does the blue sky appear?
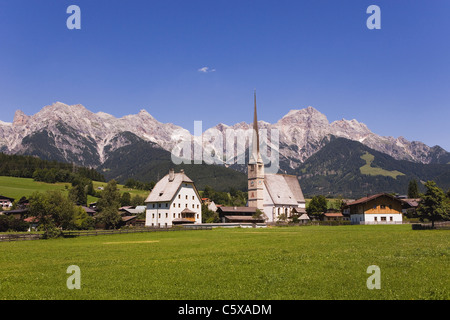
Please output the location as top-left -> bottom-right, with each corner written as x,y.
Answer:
0,0 -> 449,150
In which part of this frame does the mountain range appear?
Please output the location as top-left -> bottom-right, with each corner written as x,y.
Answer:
0,102 -> 449,196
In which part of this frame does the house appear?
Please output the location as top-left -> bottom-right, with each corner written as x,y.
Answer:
145,169 -> 202,228
298,213 -> 310,224
1,208 -> 28,220
121,215 -> 138,227
400,198 -> 421,216
323,212 -> 346,221
0,195 -> 14,209
207,201 -> 218,212
217,206 -> 264,223
81,206 -> 96,217
343,193 -> 403,225
247,93 -> 306,223
120,206 -> 146,216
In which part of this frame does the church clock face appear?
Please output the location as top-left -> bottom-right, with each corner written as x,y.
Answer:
250,181 -> 254,186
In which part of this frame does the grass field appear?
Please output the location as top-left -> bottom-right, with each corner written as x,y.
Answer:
0,225 -> 448,300
360,152 -> 405,179
0,176 -> 71,200
0,176 -> 149,204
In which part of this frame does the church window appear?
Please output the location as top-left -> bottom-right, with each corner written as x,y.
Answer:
178,195 -> 180,199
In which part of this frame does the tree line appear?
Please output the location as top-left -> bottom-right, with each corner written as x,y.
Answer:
0,152 -> 105,183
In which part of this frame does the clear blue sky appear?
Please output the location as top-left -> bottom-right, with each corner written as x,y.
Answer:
0,0 -> 449,150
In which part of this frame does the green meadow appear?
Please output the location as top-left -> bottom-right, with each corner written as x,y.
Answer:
360,152 -> 405,179
0,225 -> 448,300
0,176 -> 149,204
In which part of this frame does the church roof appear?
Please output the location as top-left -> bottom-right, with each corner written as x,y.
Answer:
264,174 -> 305,206
145,170 -> 196,203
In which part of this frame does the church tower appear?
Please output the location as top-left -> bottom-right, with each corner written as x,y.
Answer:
248,91 -> 265,210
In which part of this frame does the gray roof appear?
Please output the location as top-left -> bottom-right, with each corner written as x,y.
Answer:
145,171 -> 196,203
264,174 -> 305,206
298,213 -> 310,220
218,206 -> 257,214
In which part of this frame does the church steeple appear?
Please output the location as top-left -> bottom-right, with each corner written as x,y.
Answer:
248,90 -> 265,211
250,90 -> 263,164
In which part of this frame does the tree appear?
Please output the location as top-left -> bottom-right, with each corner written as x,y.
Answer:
69,184 -> 87,206
96,180 -> 122,229
28,191 -> 78,238
407,179 -> 420,198
307,195 -> 328,219
120,192 -> 131,207
252,208 -> 264,221
201,204 -> 220,223
416,181 -> 450,228
131,194 -> 145,207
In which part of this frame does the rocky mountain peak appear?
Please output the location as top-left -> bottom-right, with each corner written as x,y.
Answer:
0,102 -> 448,168
13,110 -> 29,126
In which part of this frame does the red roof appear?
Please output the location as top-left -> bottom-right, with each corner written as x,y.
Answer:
324,213 -> 343,217
24,216 -> 39,223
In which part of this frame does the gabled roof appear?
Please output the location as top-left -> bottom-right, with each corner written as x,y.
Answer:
145,171 -> 197,203
181,208 -> 196,214
344,193 -> 399,207
217,206 -> 257,214
401,198 -> 421,207
0,195 -> 15,201
264,174 -> 305,206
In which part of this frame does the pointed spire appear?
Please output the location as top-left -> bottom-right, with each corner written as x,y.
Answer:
253,90 -> 259,153
250,90 -> 262,164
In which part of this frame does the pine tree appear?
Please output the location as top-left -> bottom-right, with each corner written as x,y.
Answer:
97,180 -> 122,229
416,181 -> 449,228
407,179 -> 420,198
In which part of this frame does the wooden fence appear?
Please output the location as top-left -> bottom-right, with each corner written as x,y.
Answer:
412,221 -> 450,230
0,233 -> 42,241
0,226 -> 212,242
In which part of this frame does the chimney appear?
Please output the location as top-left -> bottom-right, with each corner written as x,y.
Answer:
169,168 -> 175,182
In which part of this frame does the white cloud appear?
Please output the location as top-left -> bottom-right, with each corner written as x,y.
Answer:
198,66 -> 216,73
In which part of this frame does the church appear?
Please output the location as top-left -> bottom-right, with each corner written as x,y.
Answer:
248,92 -> 306,222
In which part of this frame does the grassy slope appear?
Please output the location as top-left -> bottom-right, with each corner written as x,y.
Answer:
0,176 -> 149,204
360,152 -> 405,179
0,225 -> 448,300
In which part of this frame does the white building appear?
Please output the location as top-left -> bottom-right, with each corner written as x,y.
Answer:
145,169 -> 202,228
